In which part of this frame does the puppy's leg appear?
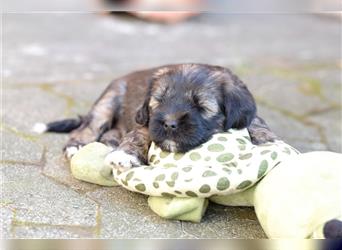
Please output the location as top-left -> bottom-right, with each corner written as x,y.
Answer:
247,116 -> 278,145
64,80 -> 126,159
105,126 -> 150,171
99,128 -> 122,150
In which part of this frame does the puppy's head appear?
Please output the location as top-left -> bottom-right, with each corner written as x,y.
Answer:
136,64 -> 256,153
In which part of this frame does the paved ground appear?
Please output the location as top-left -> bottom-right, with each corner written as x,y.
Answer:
1,12 -> 341,238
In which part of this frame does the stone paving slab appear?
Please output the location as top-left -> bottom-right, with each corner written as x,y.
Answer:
2,165 -> 98,227
0,207 -> 14,239
257,105 -> 328,153
300,67 -> 341,107
87,187 -> 184,238
41,133 -> 105,194
181,205 -> 265,239
243,71 -> 332,117
307,110 -> 342,153
12,226 -> 92,238
52,80 -> 111,116
2,86 -> 67,131
1,131 -> 43,164
3,14 -> 340,85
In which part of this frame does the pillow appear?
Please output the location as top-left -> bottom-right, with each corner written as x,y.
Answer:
111,128 -> 299,198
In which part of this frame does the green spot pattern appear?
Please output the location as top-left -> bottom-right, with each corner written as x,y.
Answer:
239,153 -> 252,160
160,151 -> 170,158
161,192 -> 176,198
171,172 -> 179,180
182,167 -> 192,172
185,191 -> 198,197
208,144 -> 225,152
135,184 -> 146,192
217,153 -> 234,162
202,170 -> 217,177
199,184 -> 211,193
125,171 -> 134,181
257,160 -> 268,178
218,137 -> 228,141
166,181 -> 175,187
189,152 -> 201,161
163,163 -> 177,168
217,177 -> 230,190
236,180 -> 252,190
155,174 -> 165,181
173,153 -> 184,160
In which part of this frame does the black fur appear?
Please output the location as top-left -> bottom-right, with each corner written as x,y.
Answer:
138,64 -> 256,152
135,96 -> 151,127
41,63 -> 273,159
223,83 -> 256,130
324,219 -> 342,239
44,117 -> 83,133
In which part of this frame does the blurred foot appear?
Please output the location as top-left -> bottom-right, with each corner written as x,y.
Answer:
106,0 -> 200,23
131,11 -> 198,23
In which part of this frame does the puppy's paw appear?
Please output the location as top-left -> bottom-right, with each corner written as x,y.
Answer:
250,129 -> 278,145
104,150 -> 141,172
64,145 -> 83,160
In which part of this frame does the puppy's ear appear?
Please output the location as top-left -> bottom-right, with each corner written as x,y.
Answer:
135,98 -> 150,126
222,77 -> 256,130
135,80 -> 153,126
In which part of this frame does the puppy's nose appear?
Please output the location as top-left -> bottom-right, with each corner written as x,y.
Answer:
163,119 -> 178,130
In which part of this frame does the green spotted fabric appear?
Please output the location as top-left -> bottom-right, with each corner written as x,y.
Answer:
111,128 -> 299,198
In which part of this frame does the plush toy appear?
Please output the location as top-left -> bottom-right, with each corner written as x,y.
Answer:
210,151 -> 342,238
70,129 -> 342,238
71,142 -> 118,186
109,129 -> 298,198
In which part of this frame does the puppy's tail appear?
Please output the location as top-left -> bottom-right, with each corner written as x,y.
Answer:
32,116 -> 83,134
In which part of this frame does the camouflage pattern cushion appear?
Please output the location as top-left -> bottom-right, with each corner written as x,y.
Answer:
111,128 -> 299,198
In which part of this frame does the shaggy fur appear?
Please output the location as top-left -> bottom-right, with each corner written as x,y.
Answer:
39,63 -> 277,168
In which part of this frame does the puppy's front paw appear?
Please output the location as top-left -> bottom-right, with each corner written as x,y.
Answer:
104,150 -> 141,172
64,145 -> 83,160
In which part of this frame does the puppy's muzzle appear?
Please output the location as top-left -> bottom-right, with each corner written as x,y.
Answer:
163,119 -> 178,131
162,112 -> 187,133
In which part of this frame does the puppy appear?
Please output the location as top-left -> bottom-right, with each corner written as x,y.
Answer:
34,63 -> 277,171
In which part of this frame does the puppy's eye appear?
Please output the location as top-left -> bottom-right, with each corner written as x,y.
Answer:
193,95 -> 199,105
192,95 -> 205,112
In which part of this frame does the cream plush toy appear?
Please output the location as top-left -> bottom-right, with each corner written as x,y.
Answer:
210,151 -> 342,239
70,129 -> 342,239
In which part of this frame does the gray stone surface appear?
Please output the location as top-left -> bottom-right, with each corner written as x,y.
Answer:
87,188 -> 183,238
42,133 -> 104,193
1,165 -> 97,227
1,131 -> 43,164
2,87 -> 66,131
52,80 -> 111,116
3,14 -> 340,85
181,205 -> 265,238
242,71 -> 333,117
2,11 -> 341,239
257,106 -> 328,153
13,226 -> 92,238
307,110 -> 342,153
0,207 -> 14,238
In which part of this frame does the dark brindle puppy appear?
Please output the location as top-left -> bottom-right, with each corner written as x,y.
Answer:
35,63 -> 277,171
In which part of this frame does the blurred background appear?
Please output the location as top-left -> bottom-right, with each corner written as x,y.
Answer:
2,0 -> 341,240
3,9 -> 341,152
